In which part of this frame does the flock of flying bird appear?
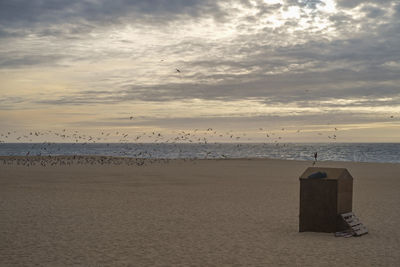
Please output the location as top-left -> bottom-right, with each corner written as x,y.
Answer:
0,113 -> 397,167
0,123 -> 345,168
0,124 -> 342,144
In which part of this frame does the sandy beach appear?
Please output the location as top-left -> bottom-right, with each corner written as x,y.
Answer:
1,157 -> 399,266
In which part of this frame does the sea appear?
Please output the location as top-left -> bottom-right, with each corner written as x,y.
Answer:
0,143 -> 399,163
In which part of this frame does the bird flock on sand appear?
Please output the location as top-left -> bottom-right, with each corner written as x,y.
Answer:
0,155 -> 162,168
0,113 -> 396,168
0,125 -> 345,167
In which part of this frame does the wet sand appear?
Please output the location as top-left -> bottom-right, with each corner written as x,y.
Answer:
1,157 -> 399,266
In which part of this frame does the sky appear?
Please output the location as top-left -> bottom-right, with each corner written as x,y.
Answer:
0,0 -> 399,143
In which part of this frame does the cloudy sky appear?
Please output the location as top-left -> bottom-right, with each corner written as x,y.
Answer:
0,0 -> 399,142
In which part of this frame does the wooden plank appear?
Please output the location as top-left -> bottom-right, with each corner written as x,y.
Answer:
354,226 -> 368,236
354,227 -> 368,234
335,231 -> 353,237
351,222 -> 368,236
346,218 -> 361,227
339,212 -> 368,237
353,224 -> 367,232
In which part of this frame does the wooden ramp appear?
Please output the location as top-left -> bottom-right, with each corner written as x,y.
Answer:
341,212 -> 368,236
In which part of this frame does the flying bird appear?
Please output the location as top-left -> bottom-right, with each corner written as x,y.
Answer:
176,68 -> 181,73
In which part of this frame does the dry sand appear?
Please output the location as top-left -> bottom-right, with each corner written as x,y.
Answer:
1,157 -> 399,266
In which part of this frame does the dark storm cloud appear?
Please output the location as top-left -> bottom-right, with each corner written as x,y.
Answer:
0,0 -> 228,68
125,71 -> 399,105
2,0 -> 400,111
361,6 -> 386,18
0,0 -> 224,30
68,111 -> 396,129
35,66 -> 400,107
